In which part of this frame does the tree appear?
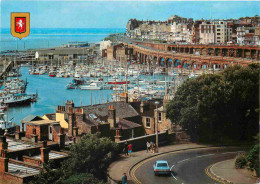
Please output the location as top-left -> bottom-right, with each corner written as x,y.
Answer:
29,161 -> 63,184
166,64 -> 259,142
64,134 -> 119,179
63,173 -> 108,184
247,134 -> 259,176
30,134 -> 119,184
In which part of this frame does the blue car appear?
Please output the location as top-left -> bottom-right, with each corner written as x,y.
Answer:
153,160 -> 171,176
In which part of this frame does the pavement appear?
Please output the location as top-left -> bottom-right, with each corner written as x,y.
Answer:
209,159 -> 259,184
108,143 -> 259,184
108,143 -> 209,184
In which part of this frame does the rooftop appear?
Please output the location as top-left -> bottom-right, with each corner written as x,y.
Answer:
116,119 -> 142,130
44,113 -> 56,121
8,162 -> 40,177
25,119 -> 58,126
83,101 -> 139,122
7,139 -> 36,151
21,115 -> 43,123
33,151 -> 67,160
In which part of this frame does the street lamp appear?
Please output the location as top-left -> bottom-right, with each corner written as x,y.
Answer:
155,101 -> 160,153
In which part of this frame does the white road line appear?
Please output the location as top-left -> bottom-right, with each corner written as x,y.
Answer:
177,158 -> 190,163
221,151 -> 244,155
171,173 -> 177,180
170,165 -> 174,170
196,153 -> 215,158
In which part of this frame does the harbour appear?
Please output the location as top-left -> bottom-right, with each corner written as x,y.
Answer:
4,63 -> 186,125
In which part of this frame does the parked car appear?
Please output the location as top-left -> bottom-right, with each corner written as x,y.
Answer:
153,160 -> 171,176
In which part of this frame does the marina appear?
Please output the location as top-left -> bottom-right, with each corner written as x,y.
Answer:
3,61 -> 189,126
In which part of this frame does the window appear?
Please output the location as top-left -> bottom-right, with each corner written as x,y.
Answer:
157,163 -> 168,167
49,126 -> 52,134
217,33 -> 220,35
217,29 -> 220,31
158,113 -> 162,122
146,118 -> 150,128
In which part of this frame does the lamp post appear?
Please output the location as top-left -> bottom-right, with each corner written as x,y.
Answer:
155,101 -> 160,153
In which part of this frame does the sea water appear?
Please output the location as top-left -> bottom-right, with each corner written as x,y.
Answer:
7,67 -> 115,125
7,67 -> 172,125
0,28 -> 125,52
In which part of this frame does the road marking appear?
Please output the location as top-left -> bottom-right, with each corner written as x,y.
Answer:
171,173 -> 177,180
177,158 -> 190,163
205,164 -> 226,184
129,147 -> 231,184
221,151 -> 244,155
196,153 -> 215,158
170,164 -> 174,170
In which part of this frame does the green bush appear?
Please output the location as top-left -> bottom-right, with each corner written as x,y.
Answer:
247,144 -> 259,176
235,154 -> 247,169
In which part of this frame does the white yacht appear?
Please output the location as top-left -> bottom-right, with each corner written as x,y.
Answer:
80,83 -> 102,90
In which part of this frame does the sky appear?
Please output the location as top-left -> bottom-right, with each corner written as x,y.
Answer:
1,0 -> 260,28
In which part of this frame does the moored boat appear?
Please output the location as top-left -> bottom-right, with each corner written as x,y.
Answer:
80,83 -> 102,90
49,71 -> 56,77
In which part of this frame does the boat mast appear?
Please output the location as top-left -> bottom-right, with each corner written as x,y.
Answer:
138,64 -> 140,95
5,105 -> 8,129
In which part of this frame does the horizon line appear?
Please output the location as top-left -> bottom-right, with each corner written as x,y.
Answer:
0,27 -> 126,29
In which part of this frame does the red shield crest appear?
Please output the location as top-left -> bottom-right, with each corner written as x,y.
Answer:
11,12 -> 30,40
15,17 -> 26,34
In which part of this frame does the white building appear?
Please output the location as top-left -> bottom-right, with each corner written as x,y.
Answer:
199,22 -> 215,44
213,21 -> 232,44
169,22 -> 191,43
100,40 -> 112,51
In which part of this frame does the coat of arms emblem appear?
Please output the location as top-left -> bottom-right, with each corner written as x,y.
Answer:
11,12 -> 30,39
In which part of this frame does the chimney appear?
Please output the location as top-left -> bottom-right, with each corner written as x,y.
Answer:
0,136 -> 8,173
57,105 -> 65,113
31,128 -> 38,143
75,108 -> 84,122
114,129 -> 122,143
108,105 -> 116,128
0,136 -> 8,152
15,125 -> 23,140
140,101 -> 145,113
73,125 -> 78,137
163,95 -> 172,108
58,128 -> 65,150
67,107 -> 74,136
0,150 -> 8,173
120,92 -> 128,103
40,141 -> 49,164
65,100 -> 74,114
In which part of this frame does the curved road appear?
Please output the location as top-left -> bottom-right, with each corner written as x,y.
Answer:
131,147 -> 245,184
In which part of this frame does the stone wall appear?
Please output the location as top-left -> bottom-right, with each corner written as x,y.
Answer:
52,125 -> 59,143
22,156 -> 41,166
107,46 -> 114,61
115,47 -> 127,63
25,125 -> 49,141
0,173 -> 24,184
142,116 -> 155,134
25,125 -> 40,139
117,130 -> 174,151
